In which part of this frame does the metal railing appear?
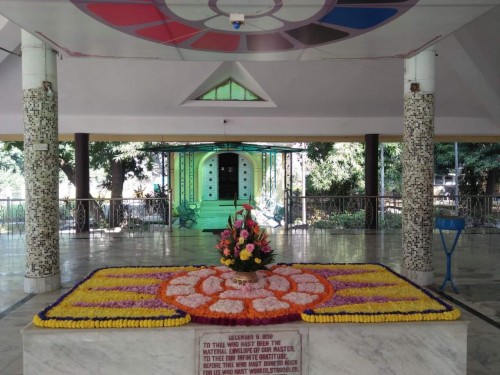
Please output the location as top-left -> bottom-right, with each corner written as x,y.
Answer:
0,197 -> 171,237
1,194 -> 498,236
286,195 -> 500,231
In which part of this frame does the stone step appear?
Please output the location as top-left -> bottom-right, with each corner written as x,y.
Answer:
196,200 -> 251,218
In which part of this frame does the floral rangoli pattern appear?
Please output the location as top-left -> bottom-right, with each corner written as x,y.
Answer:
159,266 -> 333,325
33,263 -> 461,329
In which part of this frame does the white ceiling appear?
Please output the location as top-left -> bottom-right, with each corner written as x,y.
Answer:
0,1 -> 499,141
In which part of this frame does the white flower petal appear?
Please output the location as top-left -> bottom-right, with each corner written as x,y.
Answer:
210,299 -> 244,314
282,292 -> 318,305
170,275 -> 200,286
267,275 -> 290,291
291,273 -> 319,283
166,285 -> 195,296
220,289 -> 273,299
188,269 -> 216,277
297,282 -> 324,293
176,293 -> 212,308
202,276 -> 224,295
253,297 -> 290,312
272,266 -> 302,276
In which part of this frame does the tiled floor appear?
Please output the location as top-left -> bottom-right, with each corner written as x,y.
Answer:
0,223 -> 499,374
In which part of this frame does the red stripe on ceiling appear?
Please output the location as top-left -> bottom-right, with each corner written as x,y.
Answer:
191,32 -> 240,52
86,3 -> 167,26
135,23 -> 200,44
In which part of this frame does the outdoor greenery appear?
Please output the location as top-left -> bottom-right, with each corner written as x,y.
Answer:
0,140 -> 169,227
306,142 -> 404,196
304,141 -> 498,230
0,141 -> 498,233
306,142 -> 365,195
0,142 -> 24,198
435,143 -> 499,195
3,140 -> 496,200
0,141 -> 163,200
309,210 -> 402,230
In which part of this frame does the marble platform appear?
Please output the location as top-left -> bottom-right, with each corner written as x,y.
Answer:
22,320 -> 467,375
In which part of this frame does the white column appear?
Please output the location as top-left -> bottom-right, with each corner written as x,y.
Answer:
22,30 -> 61,293
401,47 -> 436,287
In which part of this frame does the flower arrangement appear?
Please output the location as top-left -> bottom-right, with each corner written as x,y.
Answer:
216,204 -> 275,272
32,264 -> 461,329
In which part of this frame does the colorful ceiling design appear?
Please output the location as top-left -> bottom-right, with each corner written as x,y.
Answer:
71,0 -> 419,54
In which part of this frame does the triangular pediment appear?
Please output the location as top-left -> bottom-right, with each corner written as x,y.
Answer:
196,78 -> 263,102
181,62 -> 276,107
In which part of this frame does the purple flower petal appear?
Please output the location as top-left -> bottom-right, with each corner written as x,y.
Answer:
91,285 -> 160,294
74,299 -> 173,309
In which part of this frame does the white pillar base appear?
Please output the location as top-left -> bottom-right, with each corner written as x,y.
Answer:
24,273 -> 61,294
401,267 -> 434,287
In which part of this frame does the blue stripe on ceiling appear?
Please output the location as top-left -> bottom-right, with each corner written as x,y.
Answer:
320,7 -> 398,29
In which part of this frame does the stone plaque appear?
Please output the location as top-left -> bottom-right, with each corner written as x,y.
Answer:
198,330 -> 304,375
33,143 -> 48,151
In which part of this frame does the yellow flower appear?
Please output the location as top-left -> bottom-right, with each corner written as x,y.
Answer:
238,236 -> 245,245
220,258 -> 226,264
239,249 -> 251,261
254,257 -> 261,264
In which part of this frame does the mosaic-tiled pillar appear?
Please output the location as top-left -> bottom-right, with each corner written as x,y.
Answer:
401,47 -> 436,287
22,31 -> 61,293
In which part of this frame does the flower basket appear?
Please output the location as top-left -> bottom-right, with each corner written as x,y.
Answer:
232,271 -> 259,284
216,203 -> 275,274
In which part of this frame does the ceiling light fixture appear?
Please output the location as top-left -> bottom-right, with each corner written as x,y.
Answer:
229,13 -> 245,30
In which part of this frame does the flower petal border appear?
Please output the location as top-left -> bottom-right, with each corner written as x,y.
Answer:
32,263 -> 461,328
286,263 -> 461,324
33,266 -> 194,329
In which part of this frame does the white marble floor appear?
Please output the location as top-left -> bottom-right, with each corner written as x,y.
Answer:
0,226 -> 499,374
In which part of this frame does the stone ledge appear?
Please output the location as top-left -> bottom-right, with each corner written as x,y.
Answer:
22,320 -> 468,375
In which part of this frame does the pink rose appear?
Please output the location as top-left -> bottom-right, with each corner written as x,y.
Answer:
246,244 -> 255,253
240,229 -> 249,239
234,219 -> 243,228
261,245 -> 272,253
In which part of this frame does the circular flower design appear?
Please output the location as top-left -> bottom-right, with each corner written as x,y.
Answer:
71,0 -> 418,53
159,265 -> 333,325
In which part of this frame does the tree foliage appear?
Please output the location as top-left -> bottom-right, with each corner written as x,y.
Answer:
88,141 -> 157,204
382,143 -> 403,194
0,141 -> 159,199
0,141 -> 24,173
434,143 -> 499,195
306,142 -> 403,196
0,142 -> 24,197
306,142 -> 365,195
306,143 -> 333,163
434,143 -> 456,175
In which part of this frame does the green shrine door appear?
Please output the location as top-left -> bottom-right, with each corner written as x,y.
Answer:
218,153 -> 238,200
202,152 -> 253,201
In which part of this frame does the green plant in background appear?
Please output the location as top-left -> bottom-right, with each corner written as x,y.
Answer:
143,185 -> 169,224
306,143 -> 365,196
378,212 -> 402,229
331,211 -> 366,229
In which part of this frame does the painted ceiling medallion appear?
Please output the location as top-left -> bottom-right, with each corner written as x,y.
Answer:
72,0 -> 419,53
